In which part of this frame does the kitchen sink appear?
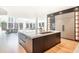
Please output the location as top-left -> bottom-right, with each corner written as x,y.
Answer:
40,31 -> 52,34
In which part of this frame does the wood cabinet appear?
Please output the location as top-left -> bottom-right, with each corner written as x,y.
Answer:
18,32 -> 61,53
55,12 -> 75,40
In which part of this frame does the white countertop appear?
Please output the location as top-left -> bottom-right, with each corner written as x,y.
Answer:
18,30 -> 60,39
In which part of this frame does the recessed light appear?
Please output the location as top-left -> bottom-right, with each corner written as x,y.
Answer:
59,12 -> 62,14
75,8 -> 79,11
48,17 -> 50,20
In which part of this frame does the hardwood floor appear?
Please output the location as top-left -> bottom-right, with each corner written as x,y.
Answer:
19,38 -> 78,53
18,45 -> 26,53
45,38 -> 78,53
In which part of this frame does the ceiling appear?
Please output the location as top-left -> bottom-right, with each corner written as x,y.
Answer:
0,6 -> 75,19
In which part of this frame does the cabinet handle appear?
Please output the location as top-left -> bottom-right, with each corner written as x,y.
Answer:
62,25 -> 64,31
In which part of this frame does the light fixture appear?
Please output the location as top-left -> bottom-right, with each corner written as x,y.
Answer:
59,12 -> 62,14
48,17 -> 50,20
75,8 -> 79,11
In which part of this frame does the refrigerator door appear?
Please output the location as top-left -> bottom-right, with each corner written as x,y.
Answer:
55,12 -> 75,40
62,12 -> 75,40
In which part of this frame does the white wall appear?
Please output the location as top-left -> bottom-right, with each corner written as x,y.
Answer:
0,8 -> 7,15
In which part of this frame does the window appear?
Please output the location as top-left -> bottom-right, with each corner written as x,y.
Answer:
19,23 -> 23,30
26,23 -> 29,29
1,22 -> 7,30
14,23 -> 18,29
8,23 -> 13,29
42,22 -> 44,27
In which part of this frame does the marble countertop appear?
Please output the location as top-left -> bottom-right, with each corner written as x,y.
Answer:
18,30 -> 60,39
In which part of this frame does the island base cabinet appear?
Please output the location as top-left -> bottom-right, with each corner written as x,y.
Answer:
33,33 -> 61,53
19,32 -> 61,53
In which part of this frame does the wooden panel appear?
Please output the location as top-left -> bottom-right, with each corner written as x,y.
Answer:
55,12 -> 75,40
62,12 -> 75,40
33,33 -> 60,53
55,15 -> 62,32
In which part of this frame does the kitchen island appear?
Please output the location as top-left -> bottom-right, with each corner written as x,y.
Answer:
18,31 -> 61,53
